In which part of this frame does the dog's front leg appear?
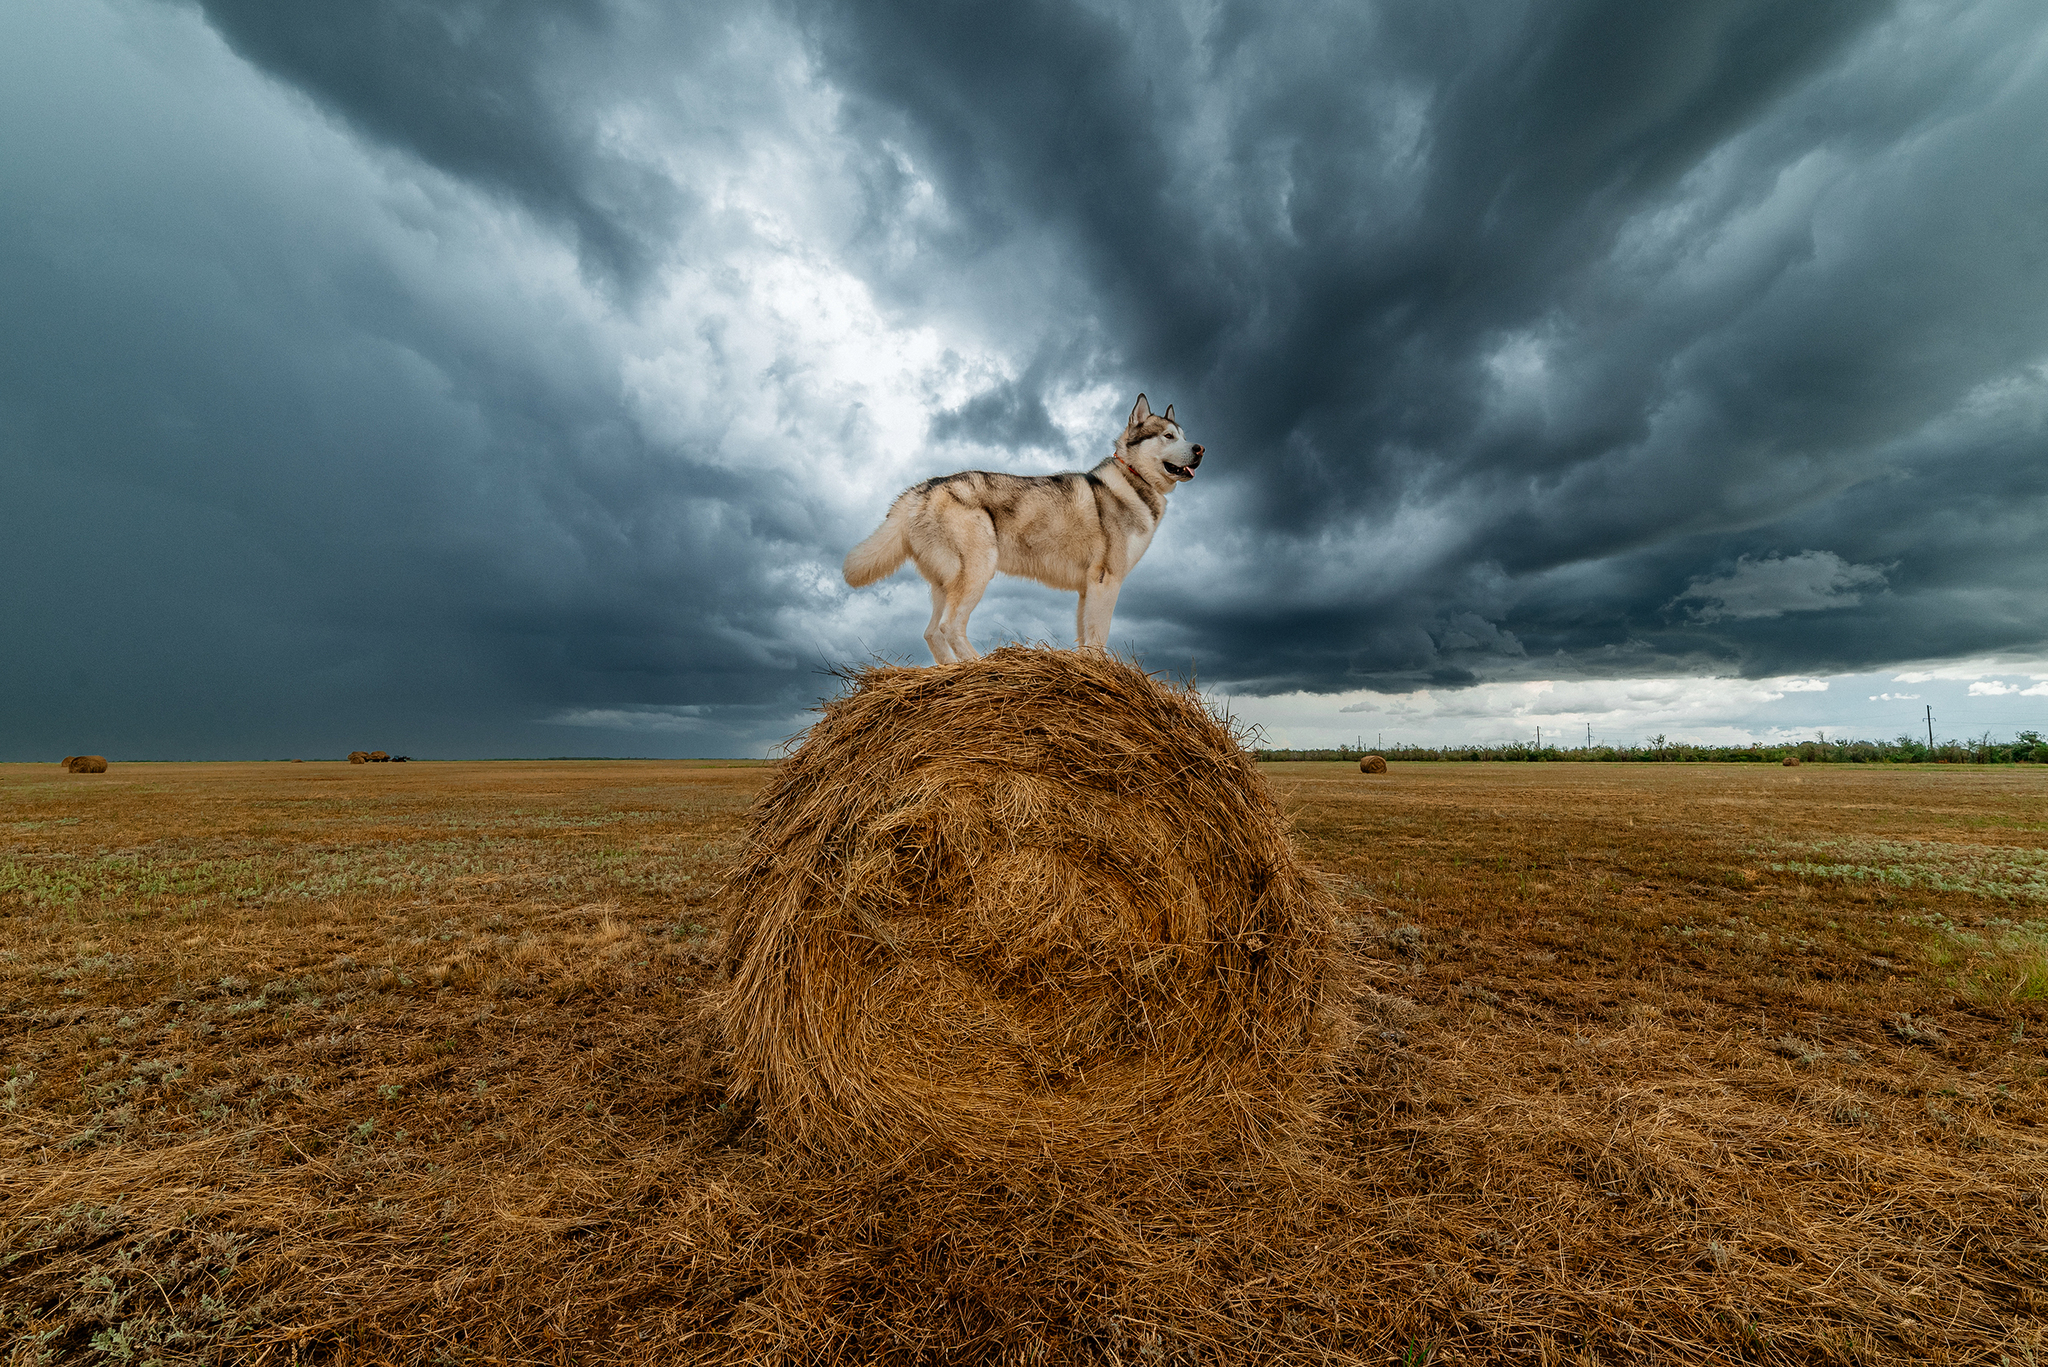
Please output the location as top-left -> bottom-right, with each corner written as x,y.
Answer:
1077,574 -> 1122,653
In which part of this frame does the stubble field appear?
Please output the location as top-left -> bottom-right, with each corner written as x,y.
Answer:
2,758 -> 2045,1364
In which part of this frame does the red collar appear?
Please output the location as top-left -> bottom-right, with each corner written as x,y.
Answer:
1114,453 -> 1139,481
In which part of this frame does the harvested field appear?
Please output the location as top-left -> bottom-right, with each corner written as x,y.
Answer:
2,754 -> 2045,1364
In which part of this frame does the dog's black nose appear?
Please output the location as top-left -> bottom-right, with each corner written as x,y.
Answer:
1190,445 -> 1204,461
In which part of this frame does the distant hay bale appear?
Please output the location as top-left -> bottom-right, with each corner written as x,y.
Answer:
369,751 -> 390,762
348,751 -> 370,764
64,755 -> 108,774
1359,754 -> 1388,773
1783,756 -> 1801,767
714,646 -> 1348,1167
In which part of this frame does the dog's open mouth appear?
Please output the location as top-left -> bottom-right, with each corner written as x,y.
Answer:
1163,460 -> 1194,480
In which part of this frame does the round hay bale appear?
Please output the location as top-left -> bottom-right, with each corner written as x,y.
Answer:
348,751 -> 370,764
65,755 -> 108,774
368,750 -> 390,762
1359,754 -> 1388,773
1782,755 -> 1801,767
714,647 -> 1346,1166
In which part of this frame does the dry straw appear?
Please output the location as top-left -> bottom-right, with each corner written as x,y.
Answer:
1359,754 -> 1388,773
713,646 -> 1350,1169
63,755 -> 107,773
7,751 -> 2044,1362
1783,755 -> 1802,766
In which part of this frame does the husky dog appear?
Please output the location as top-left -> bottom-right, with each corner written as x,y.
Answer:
844,394 -> 1203,663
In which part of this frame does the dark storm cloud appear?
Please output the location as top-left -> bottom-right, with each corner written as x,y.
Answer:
928,375 -> 1065,451
1,2 -> 853,759
798,0 -> 2048,690
4,0 -> 2045,763
194,0 -> 686,290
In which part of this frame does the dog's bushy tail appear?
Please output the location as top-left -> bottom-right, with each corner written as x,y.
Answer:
843,501 -> 912,587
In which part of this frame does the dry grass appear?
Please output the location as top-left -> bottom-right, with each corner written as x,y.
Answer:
3,735 -> 2045,1363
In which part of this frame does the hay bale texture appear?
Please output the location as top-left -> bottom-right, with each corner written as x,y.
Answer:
64,755 -> 108,773
1783,755 -> 1802,767
348,751 -> 370,764
1359,754 -> 1388,773
714,646 -> 1346,1166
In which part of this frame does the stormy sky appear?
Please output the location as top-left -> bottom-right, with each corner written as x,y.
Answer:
4,0 -> 2046,758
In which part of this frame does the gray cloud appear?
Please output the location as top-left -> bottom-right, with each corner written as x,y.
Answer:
797,0 -> 2048,689
1,3 -> 856,758
192,0 -> 707,291
1669,552 -> 1888,622
928,377 -> 1065,452
3,0 -> 2045,758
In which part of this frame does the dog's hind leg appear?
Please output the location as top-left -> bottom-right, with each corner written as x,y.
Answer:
921,580 -> 956,664
938,520 -> 998,661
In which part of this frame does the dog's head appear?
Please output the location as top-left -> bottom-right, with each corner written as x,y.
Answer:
1117,394 -> 1204,485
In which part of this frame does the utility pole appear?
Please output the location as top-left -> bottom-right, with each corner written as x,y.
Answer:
1926,704 -> 1935,753
1586,722 -> 1593,749
1536,726 -> 1541,749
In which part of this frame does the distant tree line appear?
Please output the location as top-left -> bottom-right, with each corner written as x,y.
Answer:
1258,730 -> 2048,765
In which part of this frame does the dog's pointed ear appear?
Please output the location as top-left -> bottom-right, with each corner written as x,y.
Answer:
1162,403 -> 1174,422
1127,394 -> 1151,428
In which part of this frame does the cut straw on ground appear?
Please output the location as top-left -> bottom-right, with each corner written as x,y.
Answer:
3,697 -> 2044,1363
